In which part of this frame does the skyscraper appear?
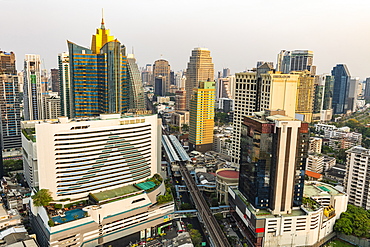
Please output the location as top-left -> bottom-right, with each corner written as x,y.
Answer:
331,64 -> 351,114
276,50 -> 314,74
127,54 -> 145,112
364,78 -> 370,101
50,68 -> 60,93
58,52 -> 70,117
0,51 -> 21,150
239,111 -> 308,213
185,48 -> 214,110
229,112 -> 348,247
292,70 -> 315,122
23,54 -> 44,120
189,81 -> 215,152
67,18 -> 129,118
153,59 -> 171,94
230,67 -> 300,166
345,146 -> 370,210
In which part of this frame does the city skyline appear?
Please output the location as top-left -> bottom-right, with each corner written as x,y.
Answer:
1,0 -> 370,79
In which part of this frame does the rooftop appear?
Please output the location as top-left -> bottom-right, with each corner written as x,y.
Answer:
304,182 -> 344,197
90,184 -> 141,203
216,169 -> 239,179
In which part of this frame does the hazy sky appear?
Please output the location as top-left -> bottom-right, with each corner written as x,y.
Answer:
1,0 -> 370,79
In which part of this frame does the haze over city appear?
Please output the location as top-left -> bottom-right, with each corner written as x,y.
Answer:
1,0 -> 369,79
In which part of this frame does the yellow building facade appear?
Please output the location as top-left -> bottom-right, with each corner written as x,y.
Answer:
189,81 -> 215,152
91,18 -> 116,54
260,72 -> 300,119
292,70 -> 315,122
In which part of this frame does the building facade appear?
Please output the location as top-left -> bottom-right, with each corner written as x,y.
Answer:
185,48 -> 214,110
230,69 -> 299,166
58,52 -> 70,118
0,51 -> 22,151
42,92 -> 61,120
189,81 -> 215,152
23,54 -> 44,120
127,54 -> 145,112
229,112 -> 348,246
23,114 -> 174,246
331,64 -> 351,114
276,50 -> 314,74
345,146 -> 370,209
153,59 -> 171,94
67,19 -> 131,118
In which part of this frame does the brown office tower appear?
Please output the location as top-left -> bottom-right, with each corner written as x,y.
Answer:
50,68 -> 60,93
175,88 -> 186,111
185,48 -> 214,110
153,59 -> 171,94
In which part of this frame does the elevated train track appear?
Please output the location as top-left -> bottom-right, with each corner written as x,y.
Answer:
161,126 -> 231,247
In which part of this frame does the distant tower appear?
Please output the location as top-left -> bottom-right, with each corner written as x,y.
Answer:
153,59 -> 171,94
185,48 -> 214,110
127,54 -> 145,112
58,52 -> 71,117
276,50 -> 314,74
222,68 -> 230,78
23,54 -> 44,120
331,64 -> 351,114
50,68 -> 60,93
0,51 -> 21,151
189,81 -> 215,152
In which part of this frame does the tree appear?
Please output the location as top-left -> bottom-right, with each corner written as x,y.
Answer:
182,124 -> 189,132
180,203 -> 193,210
32,189 -> 53,207
189,229 -> 202,247
334,217 -> 353,235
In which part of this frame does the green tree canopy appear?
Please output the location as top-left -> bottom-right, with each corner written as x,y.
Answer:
334,204 -> 370,238
32,189 -> 53,207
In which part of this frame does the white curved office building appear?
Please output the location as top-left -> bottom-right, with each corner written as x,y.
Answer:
22,114 -> 161,200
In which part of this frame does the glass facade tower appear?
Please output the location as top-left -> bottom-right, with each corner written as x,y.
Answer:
67,19 -> 130,118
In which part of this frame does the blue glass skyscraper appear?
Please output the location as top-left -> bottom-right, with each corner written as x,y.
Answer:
331,64 -> 351,114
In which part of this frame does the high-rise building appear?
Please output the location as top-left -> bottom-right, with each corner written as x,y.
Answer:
313,74 -> 335,121
345,146 -> 370,209
331,64 -> 351,114
175,89 -> 186,111
189,81 -> 215,152
185,48 -> 214,110
0,51 -> 16,75
141,64 -> 153,85
67,18 -> 129,118
42,92 -> 61,119
216,75 -> 236,100
0,51 -> 21,151
153,59 -> 171,94
50,68 -> 60,93
276,50 -> 314,74
292,70 -> 315,122
127,54 -> 145,112
364,78 -> 370,101
239,112 -> 308,213
348,77 -> 360,112
230,68 -> 299,166
222,68 -> 230,78
24,114 -> 173,246
23,54 -> 44,120
58,52 -> 70,117
154,76 -> 164,96
229,111 -> 348,246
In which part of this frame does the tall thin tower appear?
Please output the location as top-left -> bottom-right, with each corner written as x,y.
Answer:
23,54 -> 43,120
185,48 -> 214,110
